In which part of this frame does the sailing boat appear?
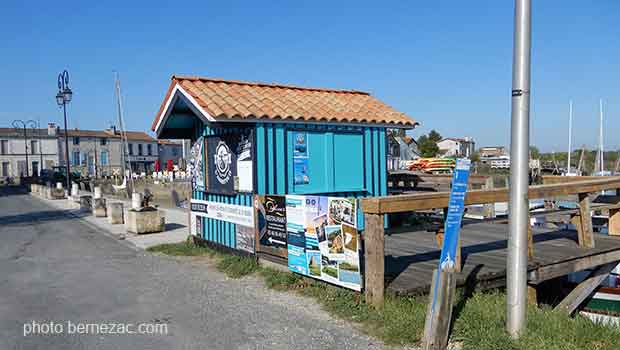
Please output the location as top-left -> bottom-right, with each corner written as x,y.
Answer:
563,100 -> 579,176
111,72 -> 134,193
593,99 -> 611,176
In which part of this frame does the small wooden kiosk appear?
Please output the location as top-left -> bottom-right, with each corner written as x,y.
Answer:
152,75 -> 417,261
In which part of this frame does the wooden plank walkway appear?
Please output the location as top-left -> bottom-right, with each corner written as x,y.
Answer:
385,222 -> 620,295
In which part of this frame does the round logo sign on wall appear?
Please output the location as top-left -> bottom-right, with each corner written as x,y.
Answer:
214,141 -> 232,184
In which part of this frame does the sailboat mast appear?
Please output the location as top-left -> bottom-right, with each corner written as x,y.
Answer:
567,100 -> 573,173
599,99 -> 604,173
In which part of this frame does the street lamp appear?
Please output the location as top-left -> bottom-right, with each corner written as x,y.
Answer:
56,70 -> 73,192
12,119 -> 37,177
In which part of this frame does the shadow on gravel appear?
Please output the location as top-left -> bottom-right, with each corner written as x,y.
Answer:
0,210 -> 89,226
0,186 -> 30,197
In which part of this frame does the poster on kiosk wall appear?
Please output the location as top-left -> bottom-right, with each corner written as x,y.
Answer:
286,195 -> 361,291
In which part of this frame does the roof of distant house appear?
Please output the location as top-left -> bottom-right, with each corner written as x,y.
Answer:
60,128 -> 156,142
157,139 -> 182,145
152,75 -> 418,131
439,137 -> 474,143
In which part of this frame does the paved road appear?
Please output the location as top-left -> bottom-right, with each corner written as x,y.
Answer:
0,188 -> 382,350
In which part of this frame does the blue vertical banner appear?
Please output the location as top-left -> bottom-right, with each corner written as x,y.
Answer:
438,158 -> 471,272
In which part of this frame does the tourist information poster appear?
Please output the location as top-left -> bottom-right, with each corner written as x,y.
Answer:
286,195 -> 362,291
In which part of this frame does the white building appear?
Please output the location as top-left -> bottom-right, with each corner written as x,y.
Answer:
57,127 -> 159,176
0,123 -> 60,178
1,122 -> 161,179
437,137 -> 475,158
489,155 -> 511,169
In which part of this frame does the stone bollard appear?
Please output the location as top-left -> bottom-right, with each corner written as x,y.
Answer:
71,182 -> 79,197
107,202 -> 124,224
131,192 -> 143,210
93,197 -> 107,217
80,195 -> 93,211
94,186 -> 102,199
30,184 -> 38,195
56,182 -> 63,190
126,208 -> 165,234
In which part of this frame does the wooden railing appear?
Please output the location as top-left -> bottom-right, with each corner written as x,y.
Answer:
360,177 -> 620,307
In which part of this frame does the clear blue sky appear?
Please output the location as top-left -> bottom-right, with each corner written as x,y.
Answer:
1,1 -> 618,152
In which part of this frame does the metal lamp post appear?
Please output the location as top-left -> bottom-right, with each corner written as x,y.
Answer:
56,70 -> 73,192
12,119 -> 37,177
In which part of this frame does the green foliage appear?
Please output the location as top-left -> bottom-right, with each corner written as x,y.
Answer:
530,146 -> 540,159
418,129 -> 443,157
216,255 -> 259,278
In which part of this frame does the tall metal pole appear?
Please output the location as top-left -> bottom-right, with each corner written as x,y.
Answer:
63,101 -> 71,189
567,100 -> 572,173
507,0 -> 531,338
599,99 -> 604,173
37,120 -> 43,175
23,126 -> 30,177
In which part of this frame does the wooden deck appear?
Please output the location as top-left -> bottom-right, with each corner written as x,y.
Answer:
385,222 -> 620,295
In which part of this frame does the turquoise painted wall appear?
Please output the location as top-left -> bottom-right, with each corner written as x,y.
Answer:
192,121 -> 388,249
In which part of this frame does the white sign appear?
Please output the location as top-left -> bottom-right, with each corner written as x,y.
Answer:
190,199 -> 254,228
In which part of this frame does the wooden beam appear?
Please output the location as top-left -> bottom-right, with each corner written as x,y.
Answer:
577,193 -> 595,248
528,249 -> 620,284
554,262 -> 618,315
361,177 -> 620,214
542,175 -> 620,185
422,269 -> 457,350
609,208 -> 620,236
364,213 -> 385,308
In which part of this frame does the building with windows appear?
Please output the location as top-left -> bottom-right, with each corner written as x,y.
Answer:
0,123 -> 60,178
157,139 -> 183,169
437,137 -> 476,158
57,127 -> 159,176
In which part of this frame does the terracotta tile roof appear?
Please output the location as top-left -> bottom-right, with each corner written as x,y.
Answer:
152,75 -> 418,130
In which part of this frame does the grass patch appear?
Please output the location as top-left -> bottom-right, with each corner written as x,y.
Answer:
146,238 -> 216,257
149,238 -> 620,348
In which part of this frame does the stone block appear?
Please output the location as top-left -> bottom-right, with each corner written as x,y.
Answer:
107,202 -> 124,224
93,198 -> 107,217
80,195 -> 93,211
50,188 -> 66,200
126,209 -> 165,234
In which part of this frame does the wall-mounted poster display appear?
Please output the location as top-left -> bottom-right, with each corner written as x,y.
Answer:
206,130 -> 254,195
256,195 -> 288,258
235,225 -> 255,254
190,199 -> 254,228
236,132 -> 253,192
190,136 -> 205,192
285,195 -> 361,291
292,131 -> 310,185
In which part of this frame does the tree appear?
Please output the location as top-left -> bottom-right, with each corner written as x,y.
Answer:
470,151 -> 480,163
529,146 -> 540,159
417,130 -> 442,158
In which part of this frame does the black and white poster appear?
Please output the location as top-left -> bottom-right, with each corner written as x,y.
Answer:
190,136 -> 205,192
257,195 -> 288,252
205,130 -> 253,195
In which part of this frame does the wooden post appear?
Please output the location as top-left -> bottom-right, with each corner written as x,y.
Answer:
527,285 -> 537,305
609,208 -> 620,236
364,213 -> 385,308
483,176 -> 495,219
422,269 -> 457,350
555,262 -> 618,315
576,193 -> 595,248
527,222 -> 534,259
